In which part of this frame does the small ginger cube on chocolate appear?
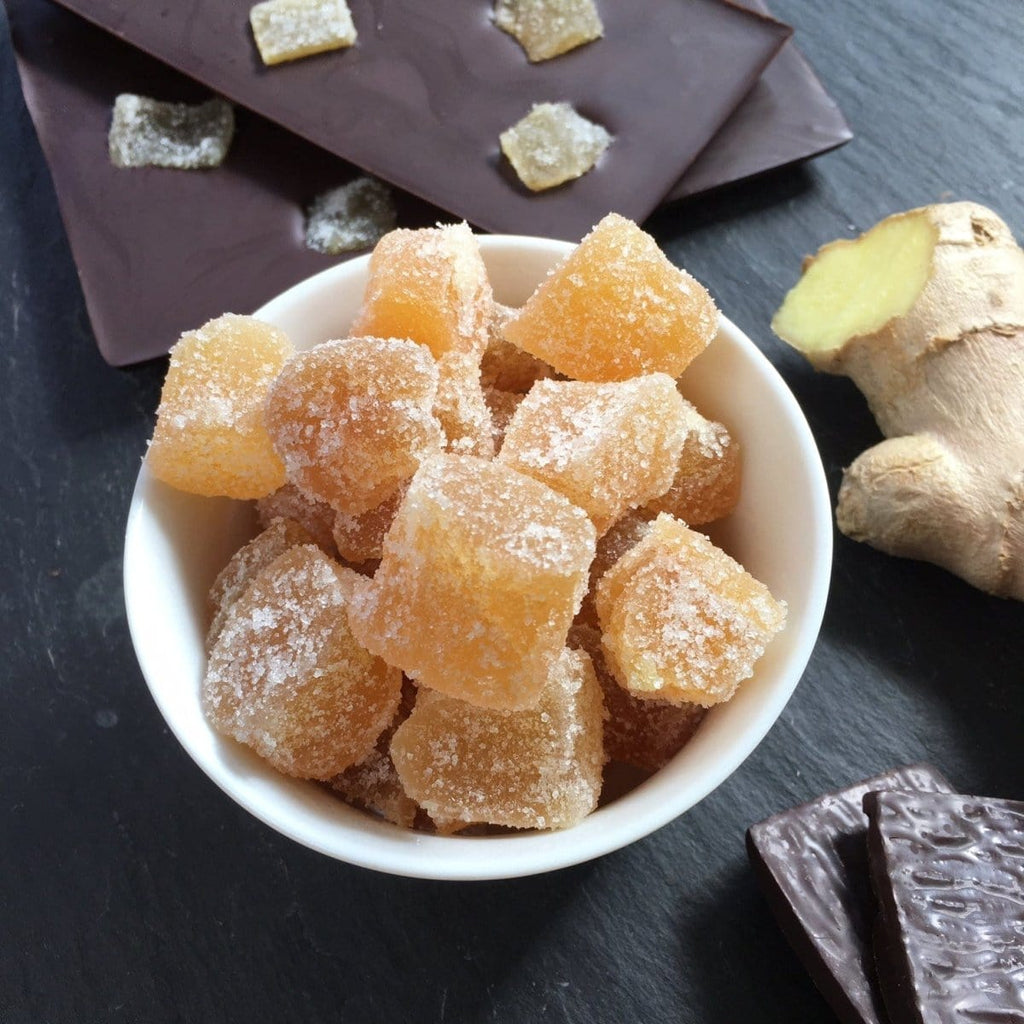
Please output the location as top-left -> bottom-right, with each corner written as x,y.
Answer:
502,213 -> 719,381
305,177 -> 396,256
250,0 -> 356,66
390,648 -> 605,831
494,0 -> 603,62
596,513 -> 786,707
109,94 -> 234,170
147,313 -> 293,499
499,373 -> 688,534
348,454 -> 596,710
500,102 -> 611,192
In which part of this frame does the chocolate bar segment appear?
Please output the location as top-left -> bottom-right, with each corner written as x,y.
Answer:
747,765 -> 953,1024
863,790 -> 1024,1024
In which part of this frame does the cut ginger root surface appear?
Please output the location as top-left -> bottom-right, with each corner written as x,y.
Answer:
772,201 -> 1024,599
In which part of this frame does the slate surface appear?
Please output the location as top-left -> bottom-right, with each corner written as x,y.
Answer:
2,1 -> 1022,1022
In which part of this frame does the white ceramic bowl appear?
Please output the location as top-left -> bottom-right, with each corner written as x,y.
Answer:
124,235 -> 832,881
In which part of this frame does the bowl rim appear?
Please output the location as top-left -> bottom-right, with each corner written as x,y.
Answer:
124,233 -> 833,881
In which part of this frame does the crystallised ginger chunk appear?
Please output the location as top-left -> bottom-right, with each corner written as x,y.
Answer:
502,213 -> 719,381
596,514 -> 786,707
331,485 -> 405,564
575,507 -> 654,628
258,483 -> 338,556
109,94 -> 234,170
644,398 -> 741,526
433,351 -> 496,457
348,454 -> 596,710
350,223 -> 492,362
249,0 -> 356,66
494,0 -> 603,62
499,374 -> 688,534
305,176 -> 396,256
147,313 -> 293,499
390,648 -> 605,831
203,546 -> 402,779
265,336 -> 443,516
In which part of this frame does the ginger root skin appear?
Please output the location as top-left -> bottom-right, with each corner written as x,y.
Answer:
773,202 -> 1024,599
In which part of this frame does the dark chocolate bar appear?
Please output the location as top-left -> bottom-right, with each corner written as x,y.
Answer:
42,0 -> 791,241
747,765 -> 953,1024
863,790 -> 1024,1024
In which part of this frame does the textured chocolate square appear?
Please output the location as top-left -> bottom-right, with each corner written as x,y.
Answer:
747,765 -> 953,1024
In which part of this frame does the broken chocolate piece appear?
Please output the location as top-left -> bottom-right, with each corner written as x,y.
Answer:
864,790 -> 1024,1024
747,765 -> 953,1024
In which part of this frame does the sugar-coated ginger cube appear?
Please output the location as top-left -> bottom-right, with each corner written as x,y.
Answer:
500,102 -> 611,192
348,454 -> 596,710
249,0 -> 356,66
481,310 -> 556,394
265,336 -> 444,516
483,385 -> 523,453
350,223 -> 493,362
305,176 -> 396,256
433,351 -> 495,458
499,374 -> 688,534
147,314 -> 293,499
575,508 -> 654,628
493,0 -> 603,62
206,516 -> 315,651
109,94 -> 234,170
390,648 -> 605,831
203,546 -> 402,779
570,623 -> 704,773
645,397 -> 741,526
502,213 -> 719,381
331,485 -> 405,565
257,483 -> 338,557
596,514 -> 786,706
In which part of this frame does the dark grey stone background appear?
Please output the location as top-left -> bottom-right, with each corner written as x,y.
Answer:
2,1 -> 1021,1021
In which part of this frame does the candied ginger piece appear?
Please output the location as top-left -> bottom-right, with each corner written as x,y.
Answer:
204,546 -> 402,779
569,623 -> 704,773
257,483 -> 338,557
500,102 -> 611,192
348,454 -> 596,710
390,648 -> 605,831
596,514 -> 786,707
483,385 -> 523,453
147,313 -> 293,499
494,0 -> 603,62
502,213 -> 719,381
249,0 -> 356,66
331,485 -> 405,564
433,351 -> 495,458
350,223 -> 492,362
265,336 -> 444,516
576,508 -> 654,628
109,94 -> 234,170
304,176 -> 396,256
206,517 -> 315,651
645,398 -> 741,526
499,374 -> 688,534
481,304 -> 556,393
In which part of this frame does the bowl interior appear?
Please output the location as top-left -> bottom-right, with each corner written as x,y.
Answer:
124,235 -> 832,880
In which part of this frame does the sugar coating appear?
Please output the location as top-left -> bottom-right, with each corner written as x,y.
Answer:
348,454 -> 596,710
499,374 -> 688,534
646,397 -> 742,526
249,0 -> 356,66
494,0 -> 603,62
596,514 -> 786,706
203,546 -> 402,779
502,213 -> 719,381
483,385 -> 523,453
570,623 -> 704,773
481,303 -> 556,393
433,351 -> 496,457
109,94 -> 234,170
207,517 -> 315,652
257,483 -> 338,557
305,177 -> 396,256
148,314 -> 293,498
575,507 -> 654,628
331,485 -> 405,564
391,648 -> 605,831
500,102 -> 611,192
350,223 -> 493,362
265,336 -> 444,516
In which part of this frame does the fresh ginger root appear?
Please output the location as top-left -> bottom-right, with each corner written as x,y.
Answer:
772,202 -> 1024,599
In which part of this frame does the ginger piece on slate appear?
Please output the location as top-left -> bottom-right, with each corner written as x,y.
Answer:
203,546 -> 402,779
109,94 -> 234,170
250,0 -> 356,66
148,313 -> 293,499
391,648 -> 605,831
502,213 -> 719,381
493,0 -> 603,62
257,483 -> 338,557
348,454 -> 596,711
499,373 -> 687,534
596,513 -> 786,707
265,336 -> 443,516
500,102 -> 611,192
